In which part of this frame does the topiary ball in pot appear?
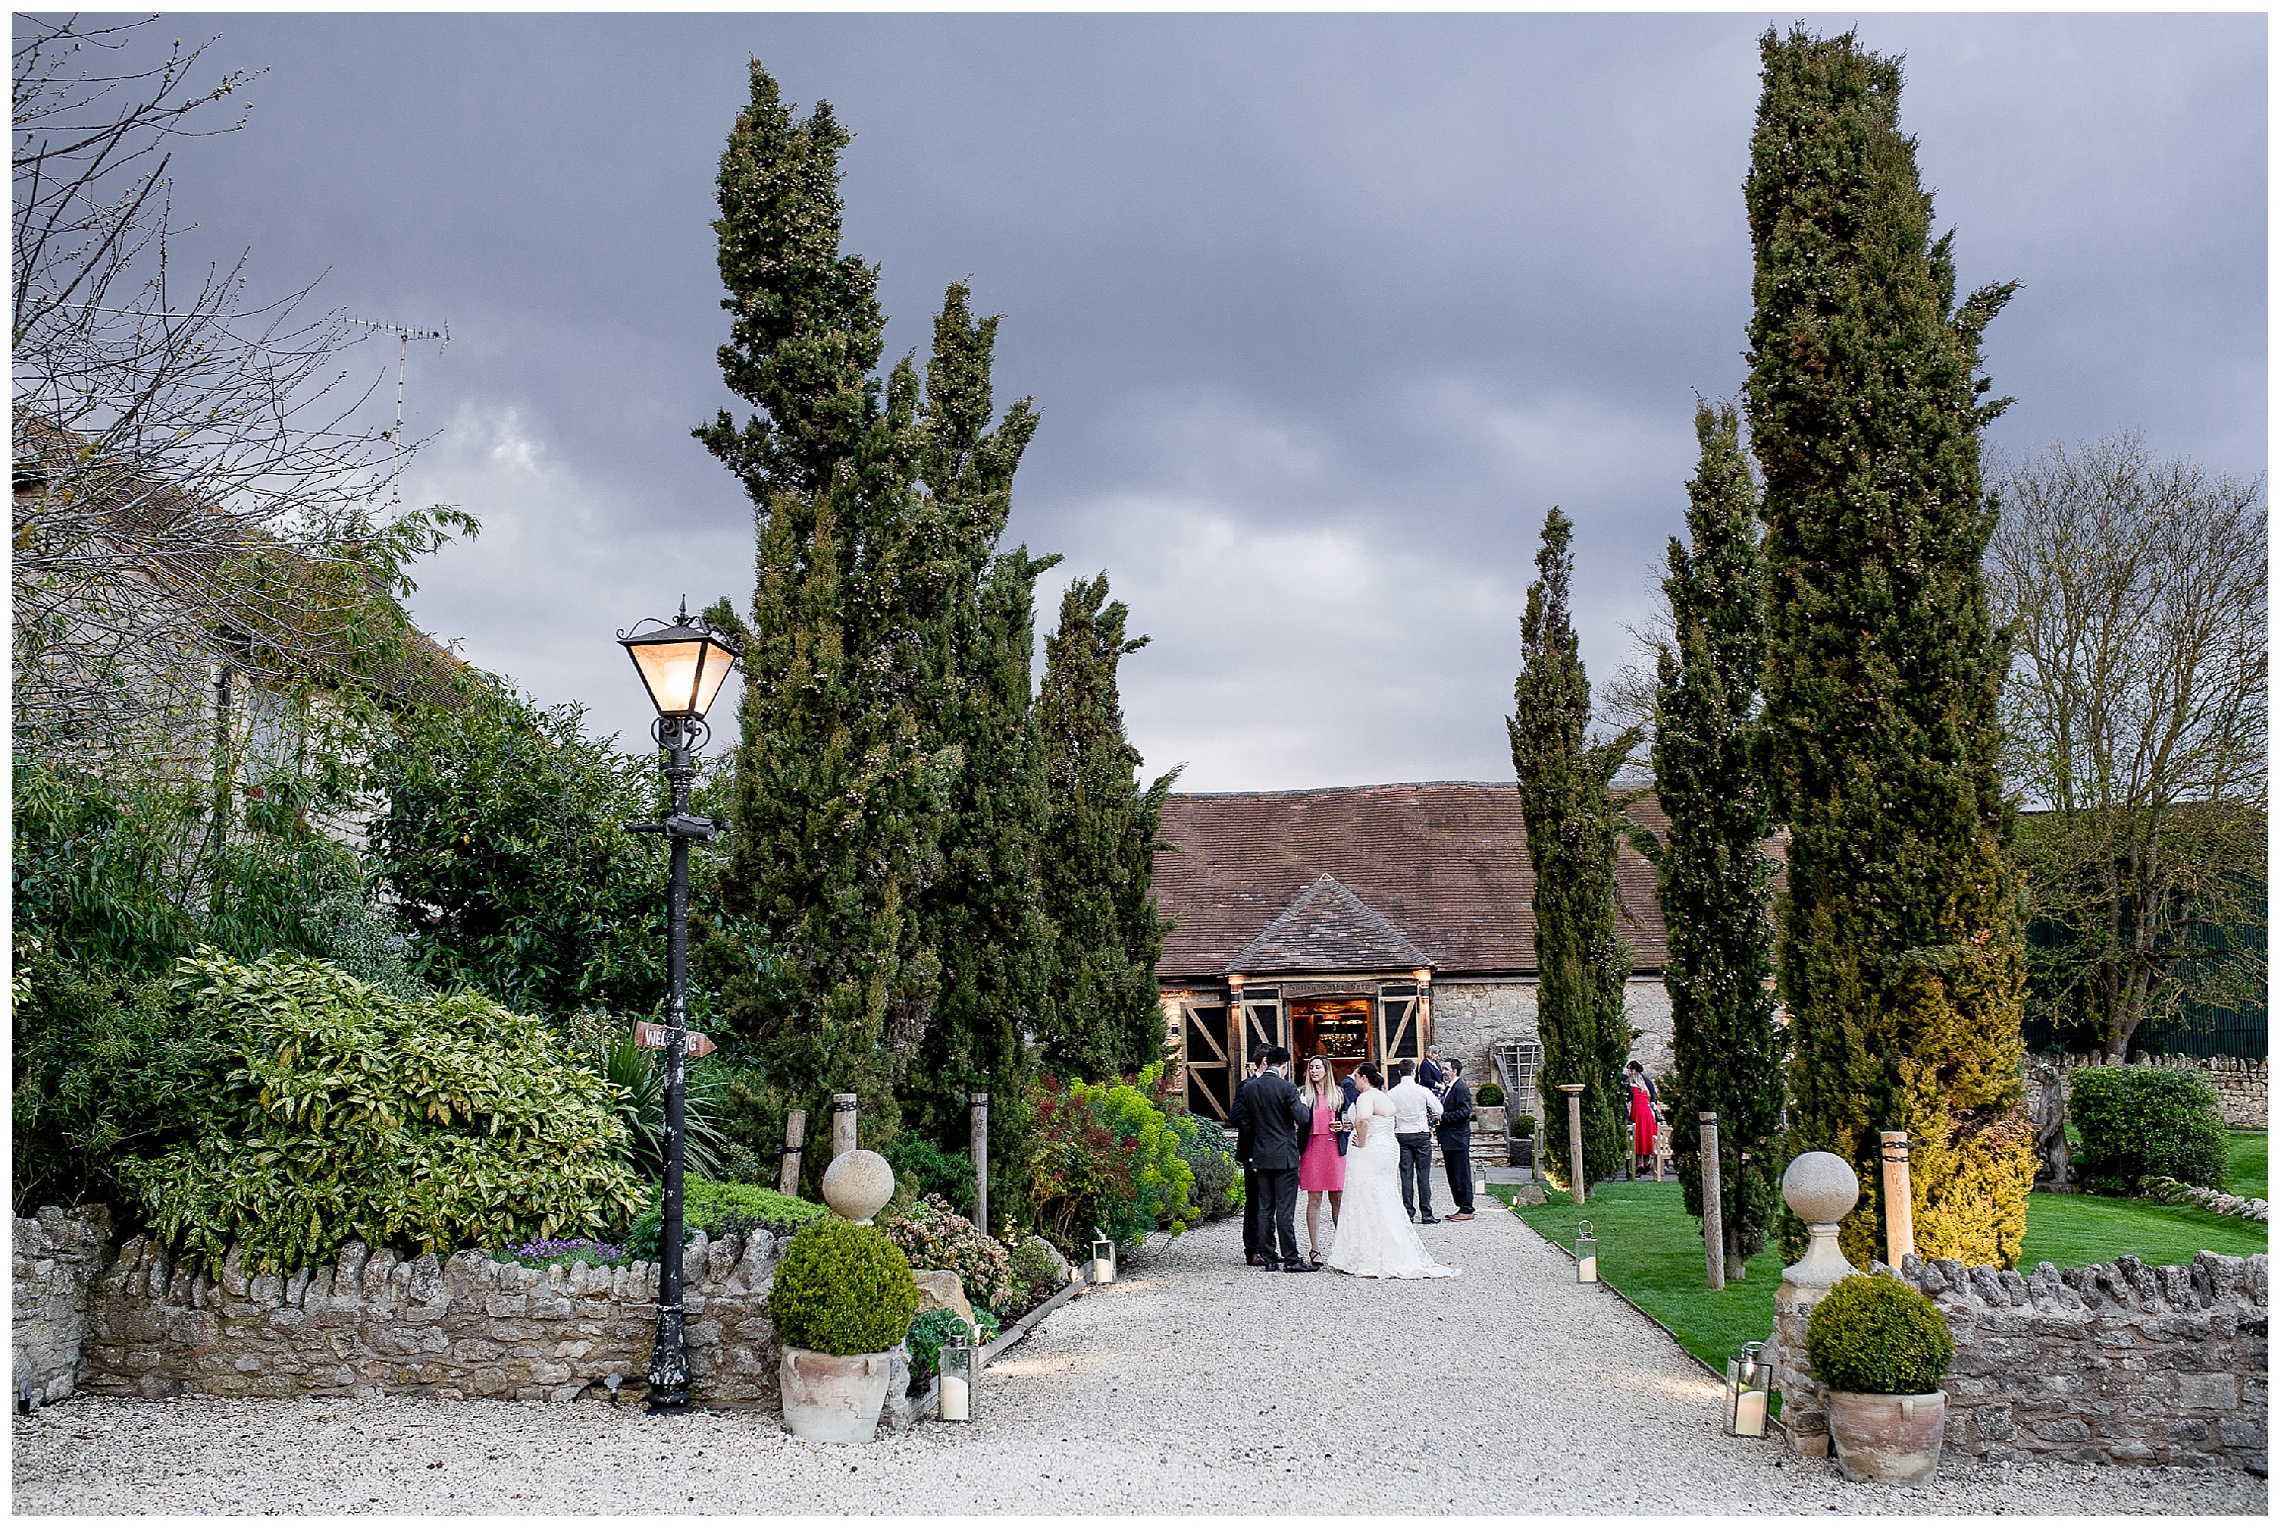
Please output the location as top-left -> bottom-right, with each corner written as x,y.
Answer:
1806,1273 -> 1955,1486
770,1217 -> 920,1357
769,1218 -> 922,1444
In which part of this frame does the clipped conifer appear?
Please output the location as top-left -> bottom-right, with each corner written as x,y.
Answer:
1653,402 -> 1783,1272
1509,508 -> 1637,1188
1035,574 -> 1175,1080
1745,28 -> 2035,1266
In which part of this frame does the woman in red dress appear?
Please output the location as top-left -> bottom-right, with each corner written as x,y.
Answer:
1297,1054 -> 1347,1267
1628,1068 -> 1659,1177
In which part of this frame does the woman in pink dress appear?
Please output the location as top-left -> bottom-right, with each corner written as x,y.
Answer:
1297,1054 -> 1347,1267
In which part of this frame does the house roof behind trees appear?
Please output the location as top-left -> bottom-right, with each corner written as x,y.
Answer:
1152,781 -> 1673,981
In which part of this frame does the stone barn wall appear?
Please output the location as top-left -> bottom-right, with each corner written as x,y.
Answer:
13,1206 -> 115,1405
77,1228 -> 783,1407
1777,1251 -> 2267,1473
1432,977 -> 1675,1126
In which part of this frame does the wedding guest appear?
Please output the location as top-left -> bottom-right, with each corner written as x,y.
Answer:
1231,1044 -> 1272,1266
1627,1065 -> 1659,1178
1239,1047 -> 1316,1272
1418,1046 -> 1446,1092
1297,1055 -> 1347,1265
1436,1057 -> 1477,1220
1387,1060 -> 1443,1224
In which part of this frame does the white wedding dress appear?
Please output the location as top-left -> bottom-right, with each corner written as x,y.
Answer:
1324,1089 -> 1458,1279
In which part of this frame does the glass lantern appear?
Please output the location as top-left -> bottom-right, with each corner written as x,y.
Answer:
1090,1229 -> 1116,1285
1725,1340 -> 1771,1437
938,1328 -> 977,1423
1574,1219 -> 1598,1284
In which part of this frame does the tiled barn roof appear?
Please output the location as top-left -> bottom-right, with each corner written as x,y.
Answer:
1152,781 -> 1672,981
1226,874 -> 1434,976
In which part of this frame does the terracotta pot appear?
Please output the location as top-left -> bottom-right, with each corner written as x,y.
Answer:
1826,1389 -> 1947,1486
779,1346 -> 895,1444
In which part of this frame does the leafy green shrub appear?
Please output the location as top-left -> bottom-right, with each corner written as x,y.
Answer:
1805,1273 -> 1953,1396
10,952 -> 221,1214
1030,1065 -> 1197,1254
1475,1082 -> 1506,1108
593,1030 -> 727,1179
880,1194 -> 1015,1314
1169,1110 -> 1242,1221
1009,1233 -> 1070,1298
118,949 -> 646,1276
625,1175 -> 827,1259
883,1135 -> 977,1218
2069,1065 -> 2229,1194
767,1217 -> 920,1357
1509,1112 -> 1536,1136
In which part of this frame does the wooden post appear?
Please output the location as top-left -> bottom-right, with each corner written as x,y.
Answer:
778,1108 -> 807,1196
1880,1130 -> 1916,1267
971,1092 -> 990,1235
1560,1083 -> 1586,1206
1699,1111 -> 1725,1292
830,1093 -> 859,1161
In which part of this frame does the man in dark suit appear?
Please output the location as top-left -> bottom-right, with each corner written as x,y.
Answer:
1437,1057 -> 1477,1220
1234,1046 -> 1316,1271
1230,1045 -> 1272,1265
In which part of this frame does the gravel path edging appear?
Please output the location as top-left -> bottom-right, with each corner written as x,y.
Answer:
1496,1186 -> 1729,1380
913,1273 -> 1091,1422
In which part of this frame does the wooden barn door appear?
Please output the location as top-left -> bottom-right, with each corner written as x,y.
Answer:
1239,986 -> 1286,1064
1182,1004 -> 1234,1120
1376,980 -> 1423,1076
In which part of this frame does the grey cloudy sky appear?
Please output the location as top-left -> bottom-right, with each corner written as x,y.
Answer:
142,11 -> 2266,789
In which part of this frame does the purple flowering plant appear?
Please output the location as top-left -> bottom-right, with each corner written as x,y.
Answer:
500,1237 -> 628,1271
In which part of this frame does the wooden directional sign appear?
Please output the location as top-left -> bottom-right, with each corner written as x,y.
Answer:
634,1021 -> 716,1059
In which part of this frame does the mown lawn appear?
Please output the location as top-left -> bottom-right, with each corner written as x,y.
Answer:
2226,1130 -> 2266,1202
1497,1173 -> 2269,1375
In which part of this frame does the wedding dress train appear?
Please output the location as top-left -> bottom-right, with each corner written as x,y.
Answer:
1324,1091 -> 1457,1279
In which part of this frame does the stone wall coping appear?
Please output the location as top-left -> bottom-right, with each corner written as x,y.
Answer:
1882,1249 -> 2268,1317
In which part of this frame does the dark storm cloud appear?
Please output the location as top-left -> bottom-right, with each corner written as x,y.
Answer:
137,12 -> 2265,785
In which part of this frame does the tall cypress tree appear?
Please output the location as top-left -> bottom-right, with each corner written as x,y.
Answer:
1746,28 -> 2034,1267
1509,508 -> 1638,1188
1654,402 -> 1783,1274
1035,573 -> 1174,1081
903,285 -> 1055,1209
693,63 -> 951,1150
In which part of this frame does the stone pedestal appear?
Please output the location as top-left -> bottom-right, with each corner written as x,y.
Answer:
1767,1150 -> 1861,1457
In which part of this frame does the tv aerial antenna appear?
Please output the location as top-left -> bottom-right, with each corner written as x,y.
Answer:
355,317 -> 450,509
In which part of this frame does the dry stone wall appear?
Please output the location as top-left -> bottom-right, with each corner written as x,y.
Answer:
78,1228 -> 783,1408
1779,1251 -> 2268,1473
13,1206 -> 115,1405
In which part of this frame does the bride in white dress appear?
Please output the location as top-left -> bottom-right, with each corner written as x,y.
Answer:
1325,1062 -> 1458,1279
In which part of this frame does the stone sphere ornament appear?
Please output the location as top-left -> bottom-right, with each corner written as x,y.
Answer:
1782,1150 -> 1860,1226
1781,1149 -> 1861,1288
821,1149 -> 895,1225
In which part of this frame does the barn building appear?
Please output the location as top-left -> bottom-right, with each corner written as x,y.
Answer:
1151,781 -> 1673,1128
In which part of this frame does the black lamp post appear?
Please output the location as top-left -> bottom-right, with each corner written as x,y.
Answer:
618,598 -> 740,1412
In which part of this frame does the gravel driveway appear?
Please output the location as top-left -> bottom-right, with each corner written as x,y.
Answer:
13,1203 -> 2265,1514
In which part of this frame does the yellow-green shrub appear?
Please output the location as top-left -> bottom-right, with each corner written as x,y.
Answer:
119,948 -> 646,1275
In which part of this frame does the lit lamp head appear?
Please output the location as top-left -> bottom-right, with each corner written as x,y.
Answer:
1574,1218 -> 1598,1284
1090,1229 -> 1115,1285
1725,1340 -> 1771,1437
618,600 -> 741,725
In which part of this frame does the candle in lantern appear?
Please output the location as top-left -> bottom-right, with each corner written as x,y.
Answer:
1577,1254 -> 1598,1283
1733,1387 -> 1767,1437
940,1373 -> 970,1422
